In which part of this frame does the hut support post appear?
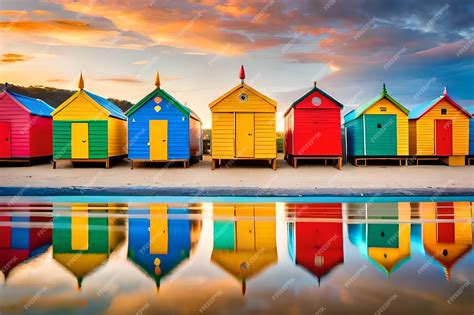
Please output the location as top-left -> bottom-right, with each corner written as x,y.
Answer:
272,158 -> 277,170
52,160 -> 56,169
105,159 -> 110,169
337,157 -> 342,170
131,160 -> 134,170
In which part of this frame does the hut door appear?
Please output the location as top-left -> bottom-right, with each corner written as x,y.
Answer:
149,204 -> 168,254
365,115 -> 397,156
71,204 -> 89,251
71,123 -> 89,159
235,113 -> 254,157
235,205 -> 255,250
0,122 -> 11,158
435,120 -> 452,156
150,120 -> 168,160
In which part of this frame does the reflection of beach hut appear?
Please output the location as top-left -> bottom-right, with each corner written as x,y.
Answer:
349,203 -> 411,276
0,207 -> 52,281
284,82 -> 344,169
126,73 -> 203,168
409,88 -> 470,166
209,66 -> 277,170
344,84 -> 409,166
52,203 -> 125,288
420,202 -> 472,279
0,88 -> 54,164
286,203 -> 343,285
51,74 -> 127,168
212,204 -> 277,295
127,204 -> 202,290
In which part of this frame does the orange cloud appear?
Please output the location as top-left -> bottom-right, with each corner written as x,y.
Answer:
94,76 -> 143,84
1,53 -> 32,63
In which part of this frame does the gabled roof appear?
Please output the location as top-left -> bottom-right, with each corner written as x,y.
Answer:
126,87 -> 201,122
284,84 -> 344,116
209,83 -> 276,109
408,91 -> 471,120
344,84 -> 408,123
4,90 -> 54,117
83,90 -> 127,120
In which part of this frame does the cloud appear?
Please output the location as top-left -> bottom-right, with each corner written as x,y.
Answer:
1,53 -> 32,63
94,76 -> 143,84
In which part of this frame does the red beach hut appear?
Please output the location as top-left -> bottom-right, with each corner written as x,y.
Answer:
284,82 -> 344,169
0,87 -> 54,164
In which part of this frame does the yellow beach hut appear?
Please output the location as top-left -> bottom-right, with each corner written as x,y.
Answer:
420,202 -> 472,279
409,87 -> 470,166
209,66 -> 277,170
51,74 -> 128,168
212,203 -> 277,295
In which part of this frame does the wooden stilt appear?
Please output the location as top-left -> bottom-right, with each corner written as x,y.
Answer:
212,159 -> 216,170
272,158 -> 277,170
53,161 -> 56,169
337,157 -> 342,170
293,157 -> 297,168
105,159 -> 110,169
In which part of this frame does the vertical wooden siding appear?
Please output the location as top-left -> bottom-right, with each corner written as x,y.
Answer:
469,117 -> 474,155
414,100 -> 469,155
189,118 -> 203,158
29,115 -> 52,157
344,118 -> 364,156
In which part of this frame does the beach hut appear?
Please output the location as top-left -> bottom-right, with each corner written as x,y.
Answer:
212,203 -> 277,295
209,66 -> 277,170
0,207 -> 52,282
284,82 -> 344,169
52,203 -> 125,289
0,87 -> 54,164
468,110 -> 474,165
344,84 -> 409,166
127,204 -> 202,290
348,203 -> 411,276
286,203 -> 343,285
420,202 -> 472,279
409,87 -> 470,166
126,73 -> 203,169
51,74 -> 127,168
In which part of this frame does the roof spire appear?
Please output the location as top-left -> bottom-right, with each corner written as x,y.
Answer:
314,81 -> 317,87
239,65 -> 245,84
78,72 -> 84,90
155,71 -> 161,88
443,86 -> 447,96
241,279 -> 246,296
382,83 -> 387,95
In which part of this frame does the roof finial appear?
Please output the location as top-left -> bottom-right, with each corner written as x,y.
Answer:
239,65 -> 245,84
155,71 -> 161,88
443,86 -> 447,96
78,72 -> 84,90
382,83 -> 387,95
314,81 -> 317,87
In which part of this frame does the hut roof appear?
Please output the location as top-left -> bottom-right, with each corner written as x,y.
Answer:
208,83 -> 276,109
4,91 -> 54,117
408,92 -> 471,120
83,90 -> 127,120
284,84 -> 344,116
126,87 -> 201,122
344,84 -> 408,124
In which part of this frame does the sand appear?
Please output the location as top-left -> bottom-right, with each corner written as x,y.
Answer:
0,155 -> 472,191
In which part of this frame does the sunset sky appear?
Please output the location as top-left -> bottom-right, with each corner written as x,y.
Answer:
0,0 -> 473,128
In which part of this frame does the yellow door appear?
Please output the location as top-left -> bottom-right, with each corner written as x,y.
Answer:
71,204 -> 88,251
235,113 -> 254,158
150,120 -> 168,160
236,205 -> 255,250
150,204 -> 168,254
71,123 -> 89,159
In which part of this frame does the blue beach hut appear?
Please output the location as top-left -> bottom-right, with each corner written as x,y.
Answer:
126,72 -> 203,168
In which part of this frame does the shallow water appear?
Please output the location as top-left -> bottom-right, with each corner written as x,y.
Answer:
0,198 -> 472,315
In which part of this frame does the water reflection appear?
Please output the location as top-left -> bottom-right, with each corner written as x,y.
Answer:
212,204 -> 277,295
0,200 -> 472,314
127,204 -> 202,291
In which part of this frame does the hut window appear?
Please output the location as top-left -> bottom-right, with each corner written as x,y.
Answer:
377,123 -> 382,128
311,97 -> 322,106
380,107 -> 387,112
441,108 -> 447,115
238,93 -> 248,102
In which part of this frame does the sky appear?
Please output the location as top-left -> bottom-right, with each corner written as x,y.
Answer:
0,0 -> 473,128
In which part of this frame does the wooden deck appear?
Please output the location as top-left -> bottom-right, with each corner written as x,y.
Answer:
53,155 -> 127,169
0,156 -> 51,166
212,158 -> 277,170
350,156 -> 408,167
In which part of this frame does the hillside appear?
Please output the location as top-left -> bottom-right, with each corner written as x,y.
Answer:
0,83 -> 133,111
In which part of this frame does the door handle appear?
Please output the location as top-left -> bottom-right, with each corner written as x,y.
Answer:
82,140 -> 87,143
5,138 -> 9,141
162,140 -> 167,142
248,133 -> 253,136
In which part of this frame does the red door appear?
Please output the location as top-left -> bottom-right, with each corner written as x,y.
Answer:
0,122 -> 12,158
436,202 -> 454,243
435,120 -> 452,156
